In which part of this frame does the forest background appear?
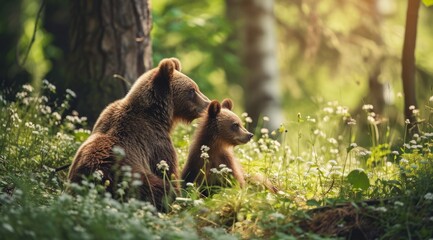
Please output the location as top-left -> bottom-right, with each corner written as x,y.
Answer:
1,0 -> 433,239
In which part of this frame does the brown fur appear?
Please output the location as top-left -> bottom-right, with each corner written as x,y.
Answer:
181,99 -> 253,194
68,58 -> 210,211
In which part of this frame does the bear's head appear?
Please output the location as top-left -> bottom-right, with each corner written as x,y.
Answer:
207,99 -> 254,145
152,58 -> 210,123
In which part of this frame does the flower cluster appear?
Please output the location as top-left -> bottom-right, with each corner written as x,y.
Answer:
210,164 -> 232,175
157,160 -> 169,172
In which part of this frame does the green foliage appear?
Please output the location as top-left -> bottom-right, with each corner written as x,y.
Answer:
152,0 -> 238,100
422,0 -> 433,7
0,81 -> 87,192
347,169 -> 370,191
2,83 -> 433,239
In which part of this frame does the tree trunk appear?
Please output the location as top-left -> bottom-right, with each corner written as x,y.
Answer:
402,0 -> 420,135
68,0 -> 152,125
227,0 -> 283,131
364,0 -> 386,115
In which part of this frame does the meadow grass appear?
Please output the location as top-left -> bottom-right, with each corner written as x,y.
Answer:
1,82 -> 433,239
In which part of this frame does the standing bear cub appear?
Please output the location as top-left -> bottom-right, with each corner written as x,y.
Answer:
68,58 -> 210,211
182,99 -> 278,195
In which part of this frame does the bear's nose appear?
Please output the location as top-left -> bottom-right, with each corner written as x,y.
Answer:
247,133 -> 254,140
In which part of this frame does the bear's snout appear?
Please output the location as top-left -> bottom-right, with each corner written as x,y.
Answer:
247,133 -> 254,140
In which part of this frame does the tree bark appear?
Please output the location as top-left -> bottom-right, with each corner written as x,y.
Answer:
230,0 -> 283,131
69,0 -> 152,125
402,0 -> 420,135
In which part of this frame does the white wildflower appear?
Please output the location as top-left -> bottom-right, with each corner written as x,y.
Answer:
261,128 -> 269,134
43,79 -> 56,92
409,105 -> 415,110
52,112 -> 62,121
374,206 -> 387,212
132,180 -> 143,187
362,104 -> 374,110
93,170 -> 104,180
323,107 -> 334,114
16,91 -> 27,99
156,160 -> 169,171
200,145 -> 210,152
25,122 -> 35,129
263,116 -> 270,121
400,158 -> 409,164
66,89 -> 76,98
22,84 -> 33,92
307,116 -> 316,123
330,148 -> 339,154
120,165 -> 132,172
347,118 -> 356,125
323,116 -> 330,122
424,193 -> 433,201
336,106 -> 348,115
329,171 -> 343,179
245,117 -> 253,123
200,152 -> 209,159
269,212 -> 285,220
328,160 -> 338,166
112,145 -> 126,160
193,199 -> 204,206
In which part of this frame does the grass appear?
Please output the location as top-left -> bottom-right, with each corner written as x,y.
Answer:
1,82 -> 433,239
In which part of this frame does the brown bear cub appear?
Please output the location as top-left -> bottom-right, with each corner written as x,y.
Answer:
182,99 -> 277,195
68,58 -> 210,211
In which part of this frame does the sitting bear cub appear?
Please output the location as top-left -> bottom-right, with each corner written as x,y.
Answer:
182,99 -> 277,195
68,58 -> 210,211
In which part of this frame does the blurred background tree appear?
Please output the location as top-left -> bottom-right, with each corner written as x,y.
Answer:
0,0 -> 432,144
226,0 -> 284,131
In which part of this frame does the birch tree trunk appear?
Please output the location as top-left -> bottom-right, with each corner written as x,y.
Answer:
68,0 -> 152,125
227,0 -> 283,131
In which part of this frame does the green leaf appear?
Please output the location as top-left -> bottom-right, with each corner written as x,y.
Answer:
306,199 -> 321,207
423,0 -> 433,7
347,169 -> 370,191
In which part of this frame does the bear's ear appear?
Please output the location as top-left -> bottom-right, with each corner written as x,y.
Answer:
157,58 -> 176,80
153,58 -> 176,89
221,98 -> 233,110
208,100 -> 221,118
169,58 -> 182,71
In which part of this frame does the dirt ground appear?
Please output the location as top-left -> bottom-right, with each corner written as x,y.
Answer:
298,203 -> 383,239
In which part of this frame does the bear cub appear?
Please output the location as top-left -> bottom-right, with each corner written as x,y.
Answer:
182,99 -> 276,195
68,58 -> 210,211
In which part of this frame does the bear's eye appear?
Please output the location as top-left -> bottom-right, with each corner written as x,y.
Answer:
231,123 -> 240,131
188,89 -> 196,99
